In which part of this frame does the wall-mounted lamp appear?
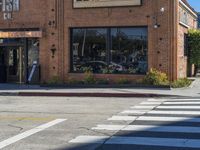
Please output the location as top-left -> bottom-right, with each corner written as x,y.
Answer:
160,7 -> 165,13
154,24 -> 161,29
153,7 -> 165,29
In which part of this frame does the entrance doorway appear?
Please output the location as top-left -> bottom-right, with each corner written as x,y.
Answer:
0,46 -> 25,83
0,38 -> 40,84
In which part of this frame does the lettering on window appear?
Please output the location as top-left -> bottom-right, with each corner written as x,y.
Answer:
0,0 -> 20,20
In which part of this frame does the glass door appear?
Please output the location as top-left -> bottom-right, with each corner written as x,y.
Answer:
6,46 -> 25,83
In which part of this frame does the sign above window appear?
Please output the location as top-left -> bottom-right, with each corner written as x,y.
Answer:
73,0 -> 142,8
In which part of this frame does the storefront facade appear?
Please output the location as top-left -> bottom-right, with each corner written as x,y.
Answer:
0,0 -> 198,84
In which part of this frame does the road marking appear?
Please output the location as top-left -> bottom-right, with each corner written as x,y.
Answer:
148,99 -> 200,102
108,116 -> 137,121
157,106 -> 200,109
148,110 -> 200,115
108,115 -> 200,122
0,116 -> 55,121
148,99 -> 166,102
121,110 -> 147,115
137,116 -> 200,122
0,119 -> 66,149
140,102 -> 162,105
164,101 -> 200,105
69,135 -> 109,144
131,106 -> 156,109
122,110 -> 200,115
92,124 -> 200,133
69,135 -> 200,148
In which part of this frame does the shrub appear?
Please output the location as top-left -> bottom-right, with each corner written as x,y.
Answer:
143,68 -> 169,86
96,78 -> 110,85
48,76 -> 62,84
188,29 -> 200,66
171,78 -> 192,88
83,71 -> 96,84
66,78 -> 84,85
116,78 -> 131,84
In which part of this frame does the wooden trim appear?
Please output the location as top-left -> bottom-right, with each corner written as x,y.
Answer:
0,31 -> 42,38
73,0 -> 142,8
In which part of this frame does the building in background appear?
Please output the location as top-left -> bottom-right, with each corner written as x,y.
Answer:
0,0 -> 198,84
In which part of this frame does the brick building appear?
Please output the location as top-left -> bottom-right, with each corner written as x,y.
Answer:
0,0 -> 198,84
198,13 -> 200,28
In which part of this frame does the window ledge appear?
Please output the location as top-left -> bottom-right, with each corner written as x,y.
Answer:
179,21 -> 190,28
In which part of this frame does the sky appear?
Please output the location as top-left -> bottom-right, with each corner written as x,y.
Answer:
188,0 -> 200,12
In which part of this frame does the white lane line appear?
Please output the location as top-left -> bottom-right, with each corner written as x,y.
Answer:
140,102 -> 162,105
147,99 -> 200,102
148,110 -> 200,115
69,135 -> 108,144
131,106 -> 156,109
0,119 -> 66,149
164,101 -> 200,105
69,135 -> 200,148
137,116 -> 200,122
122,110 -> 200,115
148,99 -> 200,102
92,124 -> 200,133
121,110 -> 147,115
108,116 -> 137,121
108,115 -> 200,122
148,99 -> 166,102
157,106 -> 200,109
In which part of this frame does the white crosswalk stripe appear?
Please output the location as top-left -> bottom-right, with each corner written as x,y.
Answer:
108,115 -> 200,122
69,98 -> 200,149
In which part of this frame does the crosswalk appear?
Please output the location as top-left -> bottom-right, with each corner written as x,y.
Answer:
69,98 -> 200,150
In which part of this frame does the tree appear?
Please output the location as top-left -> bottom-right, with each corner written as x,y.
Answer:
188,29 -> 200,68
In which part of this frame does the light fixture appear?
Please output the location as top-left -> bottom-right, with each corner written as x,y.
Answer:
160,7 -> 165,13
154,24 -> 160,29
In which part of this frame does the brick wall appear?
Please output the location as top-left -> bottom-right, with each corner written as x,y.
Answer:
0,0 -> 196,83
177,4 -> 197,78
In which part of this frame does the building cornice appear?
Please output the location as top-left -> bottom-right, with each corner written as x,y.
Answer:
179,0 -> 197,18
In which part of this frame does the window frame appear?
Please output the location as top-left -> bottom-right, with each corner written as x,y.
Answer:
70,26 -> 148,75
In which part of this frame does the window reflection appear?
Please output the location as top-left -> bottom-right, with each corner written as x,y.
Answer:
71,27 -> 148,74
28,38 -> 39,67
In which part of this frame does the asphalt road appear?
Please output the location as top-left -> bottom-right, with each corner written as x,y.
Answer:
1,96 -> 200,150
0,96 -> 143,150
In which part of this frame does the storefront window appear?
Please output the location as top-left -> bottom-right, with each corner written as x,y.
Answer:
72,28 -> 107,73
110,28 -> 148,74
71,27 -> 148,74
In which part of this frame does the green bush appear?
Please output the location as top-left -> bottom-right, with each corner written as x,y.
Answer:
66,78 -> 84,85
143,68 -> 169,86
116,78 -> 131,84
188,29 -> 200,66
171,78 -> 192,88
48,76 -> 62,84
96,78 -> 110,85
83,71 -> 96,84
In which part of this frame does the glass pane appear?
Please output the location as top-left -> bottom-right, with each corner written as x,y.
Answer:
72,28 -> 107,73
28,38 -> 39,67
110,28 -> 148,74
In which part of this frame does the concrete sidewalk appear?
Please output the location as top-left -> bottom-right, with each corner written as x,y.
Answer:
0,78 -> 199,97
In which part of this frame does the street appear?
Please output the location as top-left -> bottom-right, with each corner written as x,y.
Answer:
1,96 -> 200,150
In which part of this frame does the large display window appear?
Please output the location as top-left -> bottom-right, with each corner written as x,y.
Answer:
71,27 -> 148,74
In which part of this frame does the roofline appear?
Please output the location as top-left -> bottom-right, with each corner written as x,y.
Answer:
179,0 -> 197,17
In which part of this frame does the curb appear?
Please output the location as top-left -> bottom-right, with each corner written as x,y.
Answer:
14,92 -> 172,97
